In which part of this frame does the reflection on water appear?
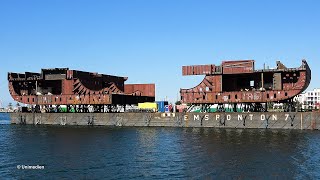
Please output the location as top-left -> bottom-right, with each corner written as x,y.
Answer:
0,124 -> 320,179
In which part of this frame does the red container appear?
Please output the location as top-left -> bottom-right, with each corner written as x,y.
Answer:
182,64 -> 214,75
222,60 -> 254,74
124,84 -> 155,97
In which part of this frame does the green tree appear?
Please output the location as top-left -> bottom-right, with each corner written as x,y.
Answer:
267,102 -> 275,111
295,101 -> 303,111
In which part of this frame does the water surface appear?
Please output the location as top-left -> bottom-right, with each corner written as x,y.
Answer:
0,113 -> 320,179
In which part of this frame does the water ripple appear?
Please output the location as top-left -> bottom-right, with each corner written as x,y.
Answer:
0,116 -> 320,179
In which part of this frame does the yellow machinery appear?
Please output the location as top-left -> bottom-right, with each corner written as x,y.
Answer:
138,102 -> 157,112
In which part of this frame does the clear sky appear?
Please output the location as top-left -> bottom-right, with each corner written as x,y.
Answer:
0,0 -> 319,107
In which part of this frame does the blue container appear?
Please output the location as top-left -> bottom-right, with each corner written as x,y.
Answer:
164,105 -> 169,112
156,101 -> 168,112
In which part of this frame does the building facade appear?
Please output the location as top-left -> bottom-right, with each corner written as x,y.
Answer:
294,89 -> 320,110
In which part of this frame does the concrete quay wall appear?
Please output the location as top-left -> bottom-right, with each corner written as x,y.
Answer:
10,112 -> 320,130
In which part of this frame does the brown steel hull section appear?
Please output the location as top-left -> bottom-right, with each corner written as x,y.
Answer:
8,68 -> 155,105
181,89 -> 304,104
9,94 -> 111,105
180,60 -> 311,104
9,94 -> 155,105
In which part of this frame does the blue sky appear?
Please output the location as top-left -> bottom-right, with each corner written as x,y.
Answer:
0,0 -> 319,106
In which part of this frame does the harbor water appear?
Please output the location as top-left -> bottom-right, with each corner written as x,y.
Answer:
1,113 -> 320,179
